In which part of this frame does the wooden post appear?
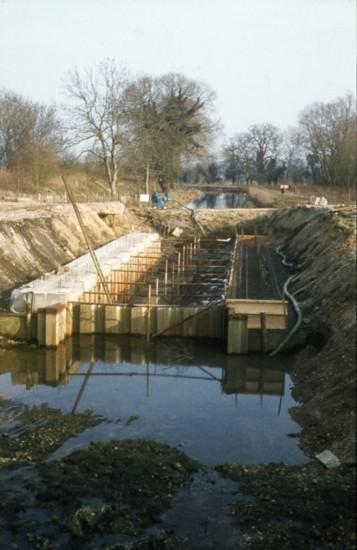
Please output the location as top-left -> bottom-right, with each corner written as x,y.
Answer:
260,312 -> 267,352
164,259 -> 168,296
145,164 -> 150,195
155,277 -> 159,305
172,263 -> 175,295
227,313 -> 248,354
146,284 -> 152,342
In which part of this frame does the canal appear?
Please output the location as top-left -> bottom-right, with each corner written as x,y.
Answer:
186,192 -> 247,209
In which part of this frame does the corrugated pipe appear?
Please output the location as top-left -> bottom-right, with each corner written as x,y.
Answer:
270,248 -> 303,356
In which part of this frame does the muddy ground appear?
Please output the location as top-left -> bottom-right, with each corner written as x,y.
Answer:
0,199 -> 355,548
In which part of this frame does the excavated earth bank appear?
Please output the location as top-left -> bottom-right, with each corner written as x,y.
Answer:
0,202 -> 355,548
0,201 -> 151,310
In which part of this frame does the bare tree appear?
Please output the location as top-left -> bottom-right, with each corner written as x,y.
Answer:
0,90 -> 62,186
124,73 -> 217,191
223,138 -> 241,183
246,123 -> 283,183
298,92 -> 356,187
64,60 -> 129,198
223,126 -> 282,184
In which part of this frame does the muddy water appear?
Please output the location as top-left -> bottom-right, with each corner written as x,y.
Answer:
186,192 -> 247,209
0,336 -> 307,548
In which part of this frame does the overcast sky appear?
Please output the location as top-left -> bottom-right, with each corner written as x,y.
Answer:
0,0 -> 355,140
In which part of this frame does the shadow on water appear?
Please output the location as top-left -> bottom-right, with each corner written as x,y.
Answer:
186,192 -> 247,209
0,336 -> 308,549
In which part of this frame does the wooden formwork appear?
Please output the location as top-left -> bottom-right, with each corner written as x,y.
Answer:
225,299 -> 288,329
81,242 -> 161,305
71,303 -> 225,340
225,299 -> 288,354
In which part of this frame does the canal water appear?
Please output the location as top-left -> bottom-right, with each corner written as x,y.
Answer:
186,192 -> 247,209
0,335 -> 305,467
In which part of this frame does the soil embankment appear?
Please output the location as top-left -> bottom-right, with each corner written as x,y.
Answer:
0,201 -> 151,309
263,206 -> 356,463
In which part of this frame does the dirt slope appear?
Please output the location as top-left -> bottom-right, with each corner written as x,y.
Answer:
261,206 -> 356,462
0,201 -> 150,309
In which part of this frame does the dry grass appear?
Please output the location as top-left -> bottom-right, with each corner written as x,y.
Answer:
247,182 -> 355,209
246,186 -> 276,207
289,182 -> 356,205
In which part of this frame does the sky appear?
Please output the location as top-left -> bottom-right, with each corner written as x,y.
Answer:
0,0 -> 355,141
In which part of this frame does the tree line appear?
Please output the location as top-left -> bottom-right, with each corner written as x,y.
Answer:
218,92 -> 355,188
0,59 -> 355,196
0,60 -> 216,197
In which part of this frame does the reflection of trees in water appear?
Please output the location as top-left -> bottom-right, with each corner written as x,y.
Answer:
190,193 -> 246,209
206,194 -> 217,208
224,194 -> 245,208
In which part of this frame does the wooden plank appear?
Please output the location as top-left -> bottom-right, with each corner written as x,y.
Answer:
226,299 -> 288,314
247,314 -> 287,329
79,304 -> 96,334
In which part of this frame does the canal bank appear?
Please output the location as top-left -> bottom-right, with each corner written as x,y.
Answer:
0,200 -> 355,548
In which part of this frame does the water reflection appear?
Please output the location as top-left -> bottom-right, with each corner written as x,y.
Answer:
0,336 -> 306,465
1,336 -> 285,401
186,193 -> 247,209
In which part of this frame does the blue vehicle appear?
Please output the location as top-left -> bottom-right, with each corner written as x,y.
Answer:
151,191 -> 170,209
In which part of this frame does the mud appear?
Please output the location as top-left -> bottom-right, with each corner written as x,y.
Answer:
105,532 -> 188,549
40,440 -> 197,537
0,434 -> 197,549
0,396 -> 101,469
217,462 -> 356,549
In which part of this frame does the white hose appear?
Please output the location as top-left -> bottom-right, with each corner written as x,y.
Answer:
276,245 -> 294,268
270,248 -> 303,356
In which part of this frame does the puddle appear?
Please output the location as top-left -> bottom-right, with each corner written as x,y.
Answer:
186,192 -> 247,209
0,335 -> 306,466
150,468 -> 241,549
